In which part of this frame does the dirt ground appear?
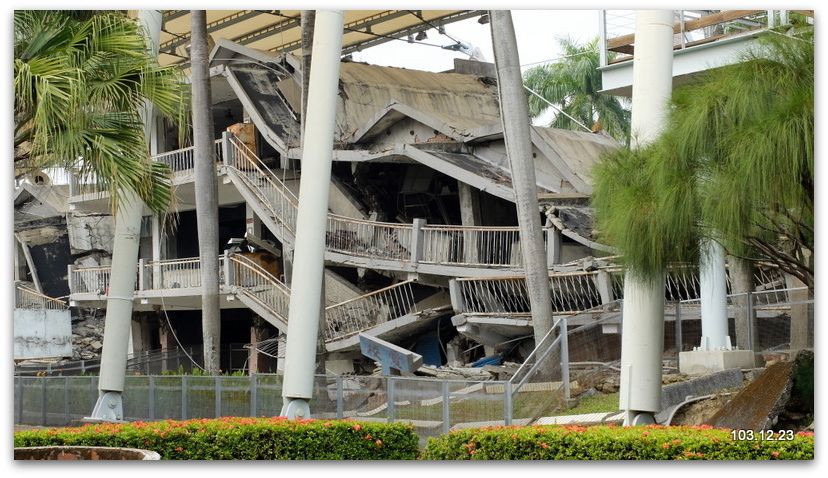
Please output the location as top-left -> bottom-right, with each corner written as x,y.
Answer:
668,394 -> 731,426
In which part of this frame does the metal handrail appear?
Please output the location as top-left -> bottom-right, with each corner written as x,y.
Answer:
227,253 -> 291,326
601,10 -> 798,67
15,286 -> 68,310
324,280 -> 420,341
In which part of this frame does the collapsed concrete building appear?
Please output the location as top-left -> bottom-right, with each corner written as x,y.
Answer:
14,37 -> 627,373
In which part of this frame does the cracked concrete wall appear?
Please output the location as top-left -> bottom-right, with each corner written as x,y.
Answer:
13,309 -> 73,360
67,213 -> 116,255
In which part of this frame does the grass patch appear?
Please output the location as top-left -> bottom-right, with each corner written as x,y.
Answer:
559,392 -> 620,416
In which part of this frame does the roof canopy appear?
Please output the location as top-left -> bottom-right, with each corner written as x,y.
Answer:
158,10 -> 485,69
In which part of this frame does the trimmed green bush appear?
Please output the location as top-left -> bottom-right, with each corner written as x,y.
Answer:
16,420 -> 814,460
420,424 -> 814,460
14,417 -> 420,460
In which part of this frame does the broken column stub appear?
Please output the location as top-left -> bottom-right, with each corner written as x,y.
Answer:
679,349 -> 757,375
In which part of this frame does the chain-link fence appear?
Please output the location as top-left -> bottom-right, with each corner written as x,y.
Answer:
14,289 -> 812,445
675,287 -> 814,367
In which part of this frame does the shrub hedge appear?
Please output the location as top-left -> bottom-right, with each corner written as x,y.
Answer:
13,417 -> 420,460
420,424 -> 815,460
15,419 -> 814,460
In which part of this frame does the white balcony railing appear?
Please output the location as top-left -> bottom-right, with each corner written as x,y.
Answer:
600,10 -> 811,67
15,286 -> 68,310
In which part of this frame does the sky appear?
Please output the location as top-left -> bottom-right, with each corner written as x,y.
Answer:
351,10 -> 603,73
349,9 -> 607,127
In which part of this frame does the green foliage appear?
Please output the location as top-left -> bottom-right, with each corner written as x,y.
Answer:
14,417 -> 420,460
591,30 -> 813,284
558,392 -> 620,416
13,10 -> 189,213
16,419 -> 814,460
421,424 -> 814,460
523,36 -> 631,144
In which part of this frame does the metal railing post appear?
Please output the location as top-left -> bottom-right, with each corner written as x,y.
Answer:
149,375 -> 156,421
387,376 -> 395,423
561,317 -> 570,401
251,374 -> 258,417
64,377 -> 70,425
181,376 -> 188,421
442,380 -> 450,435
336,375 -> 344,419
215,376 -> 222,418
16,376 -> 23,424
40,374 -> 47,426
504,380 -> 513,426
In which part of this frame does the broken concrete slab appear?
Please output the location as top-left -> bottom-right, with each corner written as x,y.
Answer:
704,350 -> 813,431
656,368 -> 748,424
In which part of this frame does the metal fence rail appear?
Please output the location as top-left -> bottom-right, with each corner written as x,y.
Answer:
676,287 -> 814,357
15,290 -> 812,445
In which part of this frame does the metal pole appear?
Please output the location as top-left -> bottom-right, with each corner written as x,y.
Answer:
215,376 -> 222,418
280,10 -> 344,419
149,375 -> 156,421
561,317 -> 570,401
388,377 -> 396,423
181,376 -> 188,421
336,375 -> 344,419
251,374 -> 258,417
504,380 -> 513,426
619,10 -> 674,427
442,380 -> 450,435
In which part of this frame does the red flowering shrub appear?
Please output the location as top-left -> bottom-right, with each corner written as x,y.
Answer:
420,424 -> 814,460
13,417 -> 419,460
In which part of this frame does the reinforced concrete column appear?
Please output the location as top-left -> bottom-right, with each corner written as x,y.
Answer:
699,238 -> 730,350
280,10 -> 344,419
89,9 -> 161,422
618,10 -> 674,426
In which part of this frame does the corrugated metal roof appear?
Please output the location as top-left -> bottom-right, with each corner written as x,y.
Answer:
158,10 -> 484,70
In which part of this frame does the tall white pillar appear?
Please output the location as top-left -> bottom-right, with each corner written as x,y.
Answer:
699,238 -> 730,350
618,10 -> 675,426
89,9 -> 161,422
280,10 -> 344,419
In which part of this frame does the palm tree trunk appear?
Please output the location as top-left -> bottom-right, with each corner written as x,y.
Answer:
489,11 -> 554,348
190,10 -> 221,373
